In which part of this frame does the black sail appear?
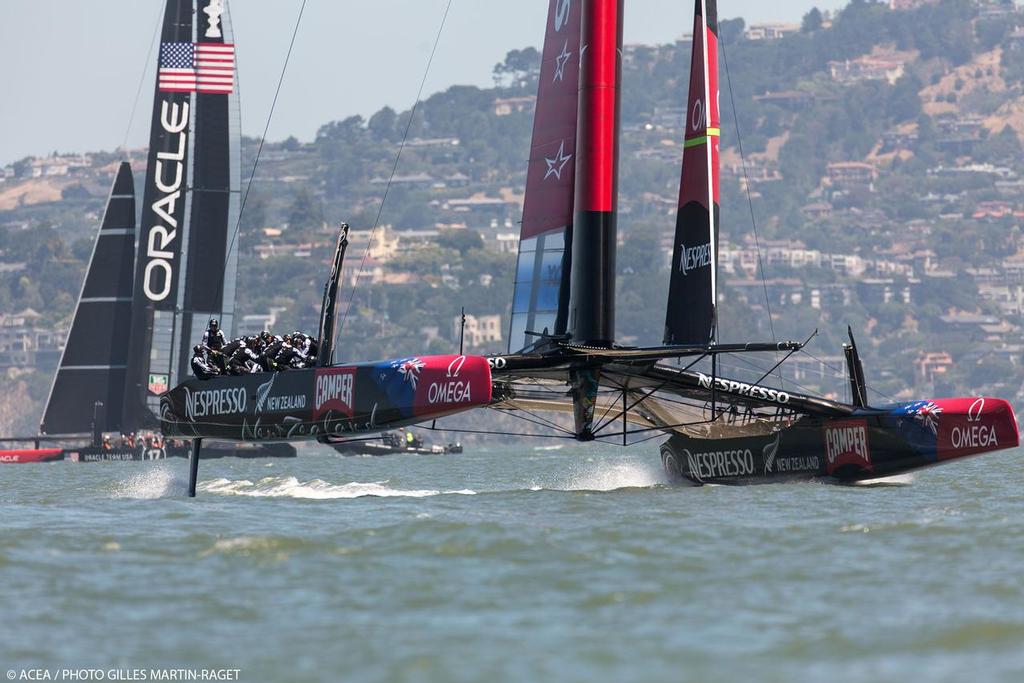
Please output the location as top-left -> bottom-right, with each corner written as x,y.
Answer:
41,163 -> 137,434
664,0 -> 720,345
123,0 -> 194,429
177,0 -> 241,381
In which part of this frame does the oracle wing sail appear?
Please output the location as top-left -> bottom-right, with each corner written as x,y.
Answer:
123,0 -> 240,429
663,0 -> 720,345
507,0 -> 582,352
40,163 -> 137,434
177,0 -> 241,383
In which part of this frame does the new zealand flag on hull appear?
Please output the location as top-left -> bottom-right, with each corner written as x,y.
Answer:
375,357 -> 427,419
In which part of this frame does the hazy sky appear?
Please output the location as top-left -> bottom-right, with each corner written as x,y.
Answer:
1,0 -> 848,165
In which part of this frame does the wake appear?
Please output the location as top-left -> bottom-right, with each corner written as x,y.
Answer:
199,476 -> 477,500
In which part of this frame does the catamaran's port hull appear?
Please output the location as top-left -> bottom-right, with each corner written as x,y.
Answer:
660,397 -> 1019,485
160,355 -> 492,443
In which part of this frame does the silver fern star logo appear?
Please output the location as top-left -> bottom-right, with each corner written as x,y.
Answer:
554,40 -> 572,82
544,140 -> 573,180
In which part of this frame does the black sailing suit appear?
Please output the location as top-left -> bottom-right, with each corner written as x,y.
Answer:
203,328 -> 227,351
191,351 -> 220,380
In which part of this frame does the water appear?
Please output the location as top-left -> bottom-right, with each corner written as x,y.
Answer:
2,443 -> 1023,683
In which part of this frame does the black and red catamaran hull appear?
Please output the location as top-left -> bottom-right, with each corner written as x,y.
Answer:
660,397 -> 1019,484
160,355 -> 491,442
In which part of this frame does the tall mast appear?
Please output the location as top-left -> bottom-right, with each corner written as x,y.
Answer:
567,0 -> 623,347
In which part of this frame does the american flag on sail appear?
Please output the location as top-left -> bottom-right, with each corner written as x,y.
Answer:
158,42 -> 235,94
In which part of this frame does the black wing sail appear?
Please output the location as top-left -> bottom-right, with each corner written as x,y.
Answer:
177,0 -> 241,381
664,0 -> 720,345
41,162 -> 137,434
123,0 -> 194,429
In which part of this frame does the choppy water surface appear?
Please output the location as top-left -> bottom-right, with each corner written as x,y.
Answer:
2,444 -> 1023,682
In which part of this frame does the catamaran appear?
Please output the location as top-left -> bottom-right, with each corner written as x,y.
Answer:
162,0 -> 1018,493
483,0 -> 1018,484
1,0 -> 295,461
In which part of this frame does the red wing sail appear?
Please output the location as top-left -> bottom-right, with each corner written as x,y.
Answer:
508,0 -> 582,352
664,0 -> 720,345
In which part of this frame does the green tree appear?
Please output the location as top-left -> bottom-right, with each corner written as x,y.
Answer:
286,188 -> 323,233
368,106 -> 398,141
801,7 -> 823,33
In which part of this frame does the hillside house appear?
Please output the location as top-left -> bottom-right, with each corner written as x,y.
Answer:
744,23 -> 799,41
829,55 -> 906,84
494,96 -> 536,117
456,314 -> 502,349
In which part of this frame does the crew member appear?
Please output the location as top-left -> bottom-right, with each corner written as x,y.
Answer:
227,342 -> 261,375
191,344 -> 220,380
203,318 -> 227,351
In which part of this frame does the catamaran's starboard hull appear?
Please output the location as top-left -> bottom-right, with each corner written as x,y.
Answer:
160,355 -> 491,442
660,397 -> 1019,485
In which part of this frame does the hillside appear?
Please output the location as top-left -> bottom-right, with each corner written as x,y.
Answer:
3,0 -> 1024,433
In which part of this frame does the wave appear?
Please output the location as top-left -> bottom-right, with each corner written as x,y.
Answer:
853,473 -> 915,487
531,460 -> 666,492
198,476 -> 477,500
111,465 -> 187,499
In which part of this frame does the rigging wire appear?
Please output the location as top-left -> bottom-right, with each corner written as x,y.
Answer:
215,0 -> 309,315
719,35 -> 783,385
121,1 -> 165,152
336,0 -> 455,341
798,348 -> 898,404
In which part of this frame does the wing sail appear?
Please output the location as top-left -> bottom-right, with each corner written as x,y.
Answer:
508,0 -> 582,352
664,0 -> 720,345
178,0 -> 242,381
123,0 -> 195,429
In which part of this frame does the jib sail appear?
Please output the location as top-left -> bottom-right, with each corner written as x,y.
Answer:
41,162 -> 137,434
508,0 -> 582,352
664,0 -> 720,345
